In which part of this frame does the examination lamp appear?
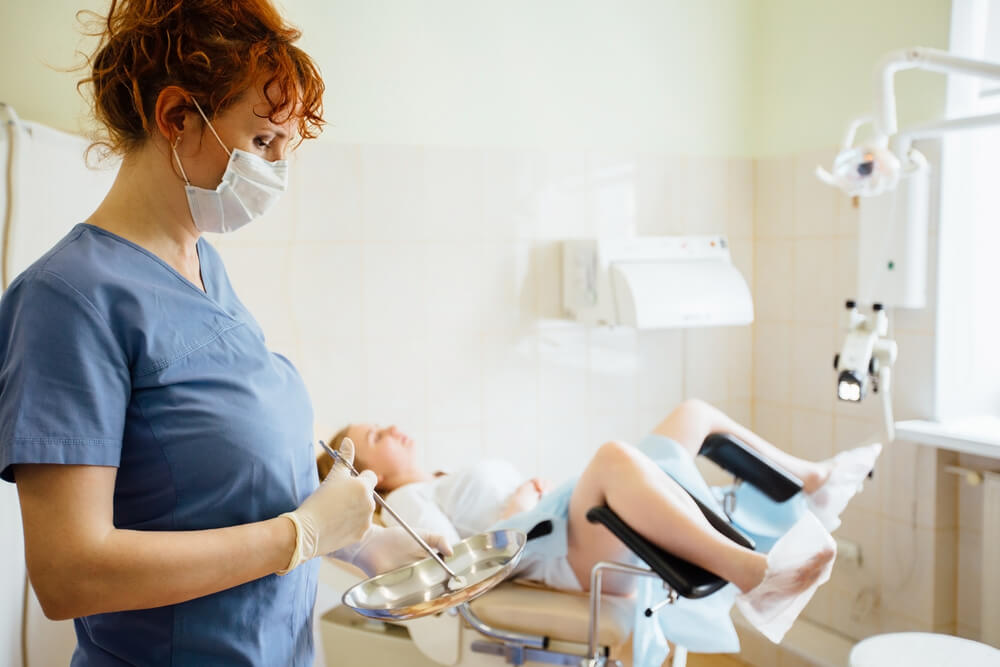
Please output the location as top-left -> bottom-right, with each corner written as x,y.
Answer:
818,47 -> 1000,441
834,301 -> 898,439
815,119 -> 916,197
817,47 -> 1000,198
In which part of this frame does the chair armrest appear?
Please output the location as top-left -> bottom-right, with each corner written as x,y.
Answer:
699,433 -> 803,502
586,492 -> 754,600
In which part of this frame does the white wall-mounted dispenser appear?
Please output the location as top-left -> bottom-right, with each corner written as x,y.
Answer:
562,236 -> 753,329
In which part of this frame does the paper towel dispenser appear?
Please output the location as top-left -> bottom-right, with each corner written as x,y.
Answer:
562,236 -> 753,328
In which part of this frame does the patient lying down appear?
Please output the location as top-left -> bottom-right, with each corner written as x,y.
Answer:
322,399 -> 880,644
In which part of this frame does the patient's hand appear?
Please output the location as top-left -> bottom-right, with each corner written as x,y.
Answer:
500,478 -> 553,519
531,478 -> 553,495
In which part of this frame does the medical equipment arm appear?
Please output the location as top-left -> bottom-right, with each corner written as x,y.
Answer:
874,47 -> 1000,142
818,49 -> 1000,440
818,48 -> 1000,196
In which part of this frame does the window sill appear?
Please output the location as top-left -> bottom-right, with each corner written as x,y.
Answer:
895,417 -> 1000,459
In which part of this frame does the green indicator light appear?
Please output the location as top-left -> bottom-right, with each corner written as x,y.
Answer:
887,261 -> 895,270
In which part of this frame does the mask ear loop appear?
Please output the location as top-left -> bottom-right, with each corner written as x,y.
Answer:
171,136 -> 192,185
190,98 -> 232,157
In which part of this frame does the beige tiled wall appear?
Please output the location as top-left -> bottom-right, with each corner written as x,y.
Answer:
210,142 -> 754,484
954,452 -> 1000,642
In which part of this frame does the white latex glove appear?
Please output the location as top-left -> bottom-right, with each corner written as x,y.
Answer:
277,437 -> 377,575
333,524 -> 455,578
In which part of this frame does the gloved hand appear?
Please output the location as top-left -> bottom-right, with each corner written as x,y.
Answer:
333,524 -> 455,577
277,437 -> 377,575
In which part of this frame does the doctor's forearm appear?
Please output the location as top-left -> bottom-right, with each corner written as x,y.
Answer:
16,463 -> 304,620
30,518 -> 296,620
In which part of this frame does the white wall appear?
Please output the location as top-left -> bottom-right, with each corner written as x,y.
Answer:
288,0 -> 757,155
754,0 -> 952,156
0,0 -> 758,156
1,0 -> 953,157
210,144 -> 755,482
0,0 -> 97,137
0,483 -> 25,667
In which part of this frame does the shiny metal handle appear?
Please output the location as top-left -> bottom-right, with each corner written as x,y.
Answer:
319,440 -> 462,582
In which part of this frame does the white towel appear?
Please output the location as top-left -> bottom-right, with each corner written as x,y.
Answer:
806,443 -> 883,532
735,512 -> 836,643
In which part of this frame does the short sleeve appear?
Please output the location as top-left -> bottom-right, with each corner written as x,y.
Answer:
0,270 -> 130,482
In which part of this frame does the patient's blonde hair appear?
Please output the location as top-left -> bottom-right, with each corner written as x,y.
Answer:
319,425 -> 446,496
319,424 -> 385,489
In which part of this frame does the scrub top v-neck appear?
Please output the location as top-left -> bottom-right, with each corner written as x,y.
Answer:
0,223 -> 320,666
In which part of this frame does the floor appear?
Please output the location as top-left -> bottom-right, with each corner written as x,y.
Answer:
686,654 -> 747,667
614,642 -> 750,666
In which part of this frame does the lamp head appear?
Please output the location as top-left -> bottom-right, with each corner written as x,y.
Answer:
816,145 -> 902,197
837,370 -> 867,402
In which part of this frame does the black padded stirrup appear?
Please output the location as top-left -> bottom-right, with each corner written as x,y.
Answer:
699,433 -> 803,502
586,492 -> 754,600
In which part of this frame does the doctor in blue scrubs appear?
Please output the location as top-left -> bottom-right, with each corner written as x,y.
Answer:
0,1 -> 447,665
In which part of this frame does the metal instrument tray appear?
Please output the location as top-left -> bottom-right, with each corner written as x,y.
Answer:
341,529 -> 526,621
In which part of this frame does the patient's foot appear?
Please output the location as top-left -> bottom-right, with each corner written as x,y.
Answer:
806,443 -> 882,532
735,513 -> 836,643
799,461 -> 834,494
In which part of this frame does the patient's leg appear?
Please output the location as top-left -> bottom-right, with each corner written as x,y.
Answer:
565,441 -> 833,597
653,399 -> 832,493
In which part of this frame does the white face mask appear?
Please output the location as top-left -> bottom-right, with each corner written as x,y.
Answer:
171,99 -> 289,234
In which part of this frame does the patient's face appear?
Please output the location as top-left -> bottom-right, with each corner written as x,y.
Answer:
347,423 -> 416,481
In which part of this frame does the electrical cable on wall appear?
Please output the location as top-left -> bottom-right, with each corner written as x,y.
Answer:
0,100 -> 31,667
1,102 -> 17,291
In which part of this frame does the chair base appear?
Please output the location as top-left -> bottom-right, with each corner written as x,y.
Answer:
470,639 -> 621,667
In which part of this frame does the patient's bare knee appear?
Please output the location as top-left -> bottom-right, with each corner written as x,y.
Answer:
672,398 -> 713,423
593,440 -> 639,471
652,398 -> 718,456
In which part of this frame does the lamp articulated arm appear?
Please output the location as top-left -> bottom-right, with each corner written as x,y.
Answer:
874,47 -> 1000,139
819,47 -> 1000,197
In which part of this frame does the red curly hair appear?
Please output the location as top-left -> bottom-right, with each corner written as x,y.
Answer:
77,0 -> 325,155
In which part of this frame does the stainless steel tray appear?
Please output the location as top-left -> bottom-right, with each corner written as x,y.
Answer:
341,529 -> 526,621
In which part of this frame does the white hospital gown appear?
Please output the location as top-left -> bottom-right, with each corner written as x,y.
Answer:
382,459 -> 524,546
382,460 -> 583,591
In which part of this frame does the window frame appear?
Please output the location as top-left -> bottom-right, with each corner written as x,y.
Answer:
934,0 -> 1000,421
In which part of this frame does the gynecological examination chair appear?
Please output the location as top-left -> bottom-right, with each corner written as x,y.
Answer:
318,433 -> 805,667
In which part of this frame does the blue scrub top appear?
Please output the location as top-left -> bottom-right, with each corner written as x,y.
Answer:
0,223 -> 320,666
